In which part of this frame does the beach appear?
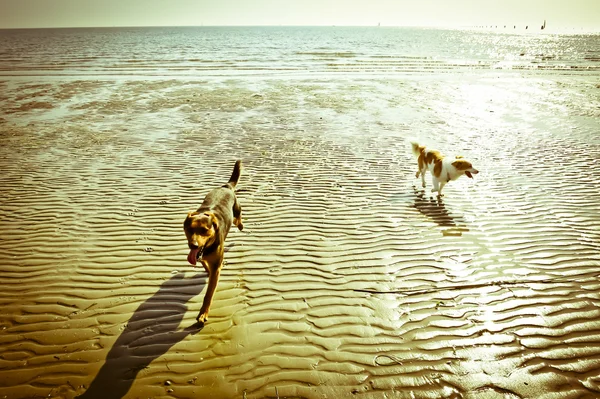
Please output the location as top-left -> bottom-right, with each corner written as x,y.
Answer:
1,27 -> 600,399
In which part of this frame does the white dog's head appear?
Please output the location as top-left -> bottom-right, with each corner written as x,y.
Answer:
452,159 -> 479,179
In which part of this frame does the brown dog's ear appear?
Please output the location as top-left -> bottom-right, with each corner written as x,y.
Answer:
184,212 -> 197,230
211,213 -> 219,232
203,211 -> 219,232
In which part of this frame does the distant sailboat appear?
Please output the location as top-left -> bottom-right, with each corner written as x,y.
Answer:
541,20 -> 546,30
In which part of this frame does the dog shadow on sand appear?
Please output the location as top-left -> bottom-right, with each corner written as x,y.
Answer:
76,272 -> 206,399
411,187 -> 468,233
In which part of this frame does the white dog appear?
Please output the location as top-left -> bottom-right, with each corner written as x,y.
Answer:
411,142 -> 479,196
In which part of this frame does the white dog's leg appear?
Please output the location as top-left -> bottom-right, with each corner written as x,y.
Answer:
421,169 -> 426,187
431,177 -> 440,193
437,181 -> 446,197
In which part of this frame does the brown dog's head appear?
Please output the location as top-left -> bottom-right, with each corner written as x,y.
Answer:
183,211 -> 218,265
452,159 -> 479,179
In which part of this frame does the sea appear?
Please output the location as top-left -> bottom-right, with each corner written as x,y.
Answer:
0,26 -> 599,78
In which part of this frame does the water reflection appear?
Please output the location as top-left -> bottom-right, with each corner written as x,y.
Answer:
411,187 -> 469,236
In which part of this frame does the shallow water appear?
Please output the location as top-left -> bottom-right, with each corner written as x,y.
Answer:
0,26 -> 599,77
1,27 -> 600,399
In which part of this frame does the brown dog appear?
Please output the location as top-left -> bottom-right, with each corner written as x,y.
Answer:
183,160 -> 243,324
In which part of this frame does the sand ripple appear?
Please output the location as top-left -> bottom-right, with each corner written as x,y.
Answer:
1,76 -> 600,398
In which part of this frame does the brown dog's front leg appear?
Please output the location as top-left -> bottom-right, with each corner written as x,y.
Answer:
200,259 -> 210,275
197,266 -> 221,324
199,259 -> 209,274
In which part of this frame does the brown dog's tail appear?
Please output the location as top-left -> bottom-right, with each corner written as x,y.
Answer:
226,160 -> 242,189
411,141 -> 425,158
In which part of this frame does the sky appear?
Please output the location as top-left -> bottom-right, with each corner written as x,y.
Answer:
1,0 -> 599,30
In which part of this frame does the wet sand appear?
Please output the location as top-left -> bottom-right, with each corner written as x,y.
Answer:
1,75 -> 600,399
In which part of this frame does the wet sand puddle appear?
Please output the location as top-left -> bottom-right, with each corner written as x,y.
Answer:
0,76 -> 599,398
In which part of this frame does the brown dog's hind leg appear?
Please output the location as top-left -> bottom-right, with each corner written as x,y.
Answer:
233,199 -> 243,231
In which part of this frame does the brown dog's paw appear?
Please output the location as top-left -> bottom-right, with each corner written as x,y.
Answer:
196,312 -> 208,324
234,217 -> 243,231
197,306 -> 209,324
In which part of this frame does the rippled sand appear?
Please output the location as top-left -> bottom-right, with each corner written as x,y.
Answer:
1,75 -> 600,399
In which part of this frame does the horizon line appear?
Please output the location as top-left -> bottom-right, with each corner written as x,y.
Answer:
1,23 -> 597,32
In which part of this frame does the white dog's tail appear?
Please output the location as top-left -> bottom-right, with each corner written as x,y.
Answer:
411,142 -> 425,158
